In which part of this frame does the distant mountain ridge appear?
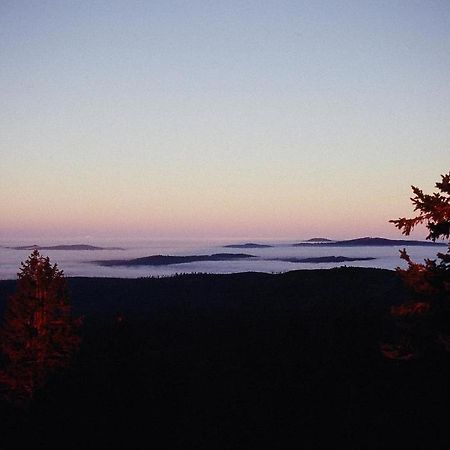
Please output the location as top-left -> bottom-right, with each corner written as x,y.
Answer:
294,237 -> 447,247
97,253 -> 255,267
304,238 -> 333,242
6,244 -> 124,251
96,252 -> 376,267
274,256 -> 376,263
223,243 -> 273,249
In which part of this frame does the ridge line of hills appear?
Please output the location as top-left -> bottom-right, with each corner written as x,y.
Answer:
3,244 -> 125,251
293,236 -> 447,247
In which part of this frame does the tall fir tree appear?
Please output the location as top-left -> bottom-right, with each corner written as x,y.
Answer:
0,250 -> 81,405
382,172 -> 450,360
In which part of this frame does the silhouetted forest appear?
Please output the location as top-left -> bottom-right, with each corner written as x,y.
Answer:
0,268 -> 449,449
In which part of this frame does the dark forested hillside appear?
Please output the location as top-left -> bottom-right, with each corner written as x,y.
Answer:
0,268 -> 449,449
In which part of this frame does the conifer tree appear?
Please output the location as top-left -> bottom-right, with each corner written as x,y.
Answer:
382,172 -> 450,360
0,250 -> 81,405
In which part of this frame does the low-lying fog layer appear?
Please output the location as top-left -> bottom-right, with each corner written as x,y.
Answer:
0,237 -> 445,279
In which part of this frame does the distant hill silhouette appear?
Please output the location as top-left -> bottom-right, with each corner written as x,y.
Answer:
223,243 -> 273,249
97,253 -> 255,266
304,238 -> 333,242
7,244 -> 124,251
294,237 -> 447,247
274,256 -> 376,263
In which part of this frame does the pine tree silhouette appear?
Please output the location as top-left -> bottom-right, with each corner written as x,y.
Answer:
382,172 -> 450,360
0,250 -> 81,406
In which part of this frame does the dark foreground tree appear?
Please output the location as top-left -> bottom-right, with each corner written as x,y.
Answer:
0,250 -> 81,406
381,172 -> 450,360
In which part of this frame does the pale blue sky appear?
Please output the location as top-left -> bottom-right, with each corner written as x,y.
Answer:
1,1 -> 449,239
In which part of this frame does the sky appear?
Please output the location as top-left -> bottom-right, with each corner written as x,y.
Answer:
1,0 -> 449,240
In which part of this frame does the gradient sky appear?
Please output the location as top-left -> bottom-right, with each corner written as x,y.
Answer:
1,1 -> 449,240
